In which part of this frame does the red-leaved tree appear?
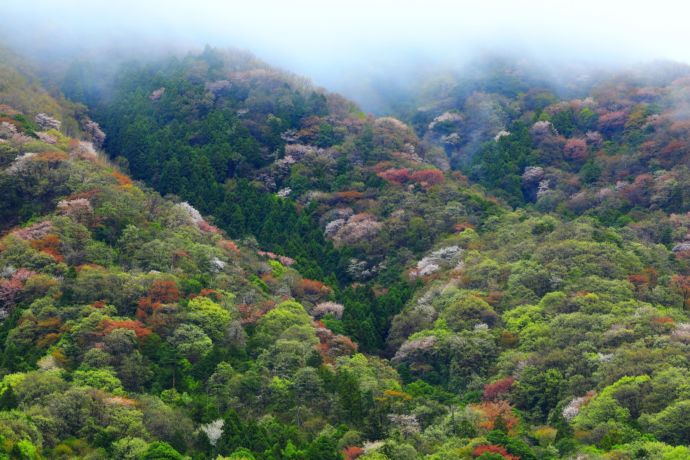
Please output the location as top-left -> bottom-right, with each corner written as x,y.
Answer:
410,169 -> 444,188
483,376 -> 515,401
672,275 -> 690,310
472,444 -> 519,460
343,446 -> 364,460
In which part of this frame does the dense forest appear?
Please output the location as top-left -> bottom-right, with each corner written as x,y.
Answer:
61,47 -> 503,353
3,44 -> 690,460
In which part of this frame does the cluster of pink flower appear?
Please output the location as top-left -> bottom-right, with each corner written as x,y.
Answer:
218,240 -> 240,255
329,213 -> 382,247
392,335 -> 438,364
12,221 -> 53,241
197,220 -> 221,234
314,320 -> 357,363
0,268 -> 37,310
57,198 -> 93,218
311,301 -> 344,319
257,250 -> 295,266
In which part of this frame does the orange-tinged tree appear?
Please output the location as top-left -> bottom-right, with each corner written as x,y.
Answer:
672,274 -> 690,309
410,169 -> 444,188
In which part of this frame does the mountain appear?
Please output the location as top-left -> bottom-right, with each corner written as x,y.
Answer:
62,46 -> 503,353
0,93 -> 368,459
3,47 -> 690,459
394,57 -> 690,228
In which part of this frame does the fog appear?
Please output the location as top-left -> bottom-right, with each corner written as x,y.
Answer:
2,0 -> 689,112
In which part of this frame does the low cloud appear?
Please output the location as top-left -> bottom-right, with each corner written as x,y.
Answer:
2,0 -> 688,111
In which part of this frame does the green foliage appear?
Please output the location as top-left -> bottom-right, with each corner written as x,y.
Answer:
141,441 -> 184,460
4,47 -> 690,460
74,50 -> 346,285
469,123 -> 534,206
640,400 -> 690,445
72,368 -> 124,393
185,296 -> 231,341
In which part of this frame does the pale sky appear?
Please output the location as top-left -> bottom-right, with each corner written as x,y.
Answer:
2,0 -> 688,103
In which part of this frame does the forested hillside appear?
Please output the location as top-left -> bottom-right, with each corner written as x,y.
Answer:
398,58 -> 690,232
0,100 -> 392,459
63,47 -> 503,352
3,46 -> 690,460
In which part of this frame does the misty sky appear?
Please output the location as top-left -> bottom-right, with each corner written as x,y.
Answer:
2,0 -> 689,106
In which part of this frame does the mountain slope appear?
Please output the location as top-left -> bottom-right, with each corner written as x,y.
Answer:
0,101 -> 374,459
63,47 -> 502,352
398,58 -> 690,228
0,46 -> 86,137
5,48 -> 690,459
